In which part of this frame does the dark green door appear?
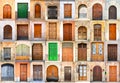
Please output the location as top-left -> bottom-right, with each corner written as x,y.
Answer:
18,3 -> 28,18
49,43 -> 57,61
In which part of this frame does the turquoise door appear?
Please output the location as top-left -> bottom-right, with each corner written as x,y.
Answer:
48,43 -> 58,61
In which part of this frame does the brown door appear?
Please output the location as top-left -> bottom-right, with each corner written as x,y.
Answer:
20,64 -> 27,81
49,23 -> 57,39
92,3 -> 102,20
63,24 -> 72,41
34,24 -> 41,38
64,67 -> 71,81
62,43 -> 73,61
93,66 -> 102,81
91,42 -> 104,61
64,4 -> 72,18
32,44 -> 43,60
35,4 -> 41,18
78,26 -> 87,40
33,65 -> 42,81
94,24 -> 101,41
109,6 -> 117,19
109,66 -> 117,82
47,65 -> 58,82
78,43 -> 87,61
4,25 -> 12,39
3,4 -> 11,18
17,25 -> 28,40
109,24 -> 116,40
108,44 -> 117,61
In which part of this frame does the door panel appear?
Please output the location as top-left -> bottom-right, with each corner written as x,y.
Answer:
64,67 -> 71,81
93,3 -> 102,20
62,43 -> 73,61
34,24 -> 41,38
78,44 -> 87,61
18,3 -> 28,18
32,44 -> 43,60
109,24 -> 116,40
17,25 -> 28,40
108,44 -> 117,61
33,65 -> 42,81
109,66 -> 117,82
20,64 -> 27,81
49,43 -> 57,61
47,65 -> 58,82
93,66 -> 102,81
63,24 -> 72,41
109,6 -> 117,19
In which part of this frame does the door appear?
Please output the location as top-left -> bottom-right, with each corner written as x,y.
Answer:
20,64 -> 27,81
108,44 -> 117,61
109,66 -> 117,82
62,43 -> 73,61
35,4 -> 41,18
49,23 -> 57,39
17,25 -> 28,40
109,24 -> 116,40
78,44 -> 87,61
47,65 -> 58,82
93,66 -> 102,81
94,24 -> 101,41
32,44 -> 43,60
33,65 -> 42,81
92,3 -> 102,20
34,24 -> 41,38
109,6 -> 117,19
63,24 -> 72,41
49,43 -> 57,61
4,25 -> 12,39
3,4 -> 11,18
18,3 -> 28,18
64,67 -> 71,81
64,4 -> 72,18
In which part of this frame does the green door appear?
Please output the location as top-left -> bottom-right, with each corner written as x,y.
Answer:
49,43 -> 58,61
18,3 -> 28,18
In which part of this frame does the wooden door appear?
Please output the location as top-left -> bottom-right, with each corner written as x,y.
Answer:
20,64 -> 27,81
49,43 -> 58,61
63,24 -> 72,41
18,3 -> 28,18
64,4 -> 72,18
94,24 -> 101,41
34,24 -> 41,38
32,44 -> 43,60
109,24 -> 116,40
108,44 -> 117,61
3,4 -> 11,18
78,26 -> 87,40
47,65 -> 58,82
35,4 -> 41,18
49,23 -> 57,39
109,66 -> 117,82
78,44 -> 87,61
64,67 -> 71,81
91,42 -> 104,61
33,65 -> 42,81
17,25 -> 28,40
109,6 -> 117,19
92,3 -> 102,20
62,43 -> 73,61
4,25 -> 12,39
93,66 -> 102,81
